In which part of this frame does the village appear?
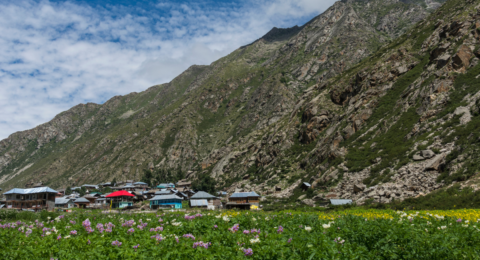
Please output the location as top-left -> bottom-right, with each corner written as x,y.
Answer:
0,180 -> 268,212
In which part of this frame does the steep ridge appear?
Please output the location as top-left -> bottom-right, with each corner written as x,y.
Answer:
0,0 -> 453,202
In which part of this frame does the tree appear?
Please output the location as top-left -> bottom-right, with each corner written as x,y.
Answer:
78,187 -> 86,197
141,169 -> 154,187
192,174 -> 216,194
176,168 -> 185,182
65,186 -> 72,195
112,178 -> 117,187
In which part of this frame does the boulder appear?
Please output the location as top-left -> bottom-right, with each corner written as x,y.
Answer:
297,194 -> 307,201
436,53 -> 451,69
301,199 -> 316,207
353,184 -> 366,193
420,150 -> 435,159
452,45 -> 474,71
413,154 -> 425,161
425,154 -> 446,171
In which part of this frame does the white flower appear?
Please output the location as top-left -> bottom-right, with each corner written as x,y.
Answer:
265,217 -> 270,221
462,224 -> 469,227
425,229 -> 428,232
441,226 -> 447,229
147,219 -> 151,222
252,217 -> 256,221
222,216 -> 230,222
215,215 -> 222,219
465,220 -> 469,224
47,217 -> 51,220
45,232 -> 51,236
171,222 -> 182,227
322,224 -> 330,229
249,238 -> 260,244
64,235 -> 70,239
305,226 -> 312,231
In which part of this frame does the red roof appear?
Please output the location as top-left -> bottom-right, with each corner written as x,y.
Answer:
106,190 -> 135,198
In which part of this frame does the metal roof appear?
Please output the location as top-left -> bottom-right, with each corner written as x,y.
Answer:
190,191 -> 217,199
229,192 -> 260,198
133,182 -> 148,185
330,199 -> 352,206
55,198 -> 73,204
148,194 -> 182,201
74,197 -> 91,203
4,187 -> 58,195
155,190 -> 172,195
190,199 -> 208,206
303,182 -> 311,187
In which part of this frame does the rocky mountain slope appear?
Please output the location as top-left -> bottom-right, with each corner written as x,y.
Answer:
4,0 -> 480,207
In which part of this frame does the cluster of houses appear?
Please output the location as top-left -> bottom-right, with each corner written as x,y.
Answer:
0,179 -> 262,211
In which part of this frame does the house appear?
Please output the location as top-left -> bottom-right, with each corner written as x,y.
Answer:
83,195 -> 98,204
189,191 -> 221,209
226,191 -> 260,210
99,182 -> 112,188
157,183 -> 175,189
4,187 -> 58,211
55,197 -> 75,209
121,184 -> 137,192
175,191 -> 189,200
155,190 -> 174,196
216,191 -> 227,197
133,182 -> 149,189
82,184 -> 99,192
176,180 -> 191,191
184,190 -> 196,199
106,190 -> 135,209
74,197 -> 90,208
149,194 -> 182,209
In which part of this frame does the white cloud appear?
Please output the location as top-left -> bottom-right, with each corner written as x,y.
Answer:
0,0 -> 337,140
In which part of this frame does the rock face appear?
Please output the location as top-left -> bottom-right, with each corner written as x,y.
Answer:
3,0 -> 480,207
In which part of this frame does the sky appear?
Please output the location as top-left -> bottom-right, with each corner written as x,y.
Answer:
0,0 -> 338,140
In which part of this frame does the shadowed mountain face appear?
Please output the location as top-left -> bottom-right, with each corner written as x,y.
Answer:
3,0 -> 480,206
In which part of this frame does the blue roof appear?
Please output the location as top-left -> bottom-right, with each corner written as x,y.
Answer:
155,190 -> 172,195
303,182 -> 311,187
190,199 -> 208,206
4,187 -> 58,195
190,191 -> 217,199
149,194 -> 182,201
229,192 -> 260,198
330,199 -> 352,206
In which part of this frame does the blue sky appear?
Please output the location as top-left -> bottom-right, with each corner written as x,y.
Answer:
0,0 -> 337,140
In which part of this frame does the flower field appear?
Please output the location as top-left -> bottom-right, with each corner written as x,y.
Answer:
0,209 -> 480,259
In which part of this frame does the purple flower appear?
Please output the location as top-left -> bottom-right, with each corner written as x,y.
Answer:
82,219 -> 91,228
127,228 -> 135,234
183,233 -> 195,240
243,230 -> 250,234
70,230 -> 77,235
111,240 -> 122,247
243,248 -> 253,256
87,239 -> 91,245
213,225 -> 218,229
57,235 -> 62,240
287,238 -> 292,243
133,244 -> 140,251
228,224 -> 240,233
457,219 -> 462,223
193,241 -> 211,249
277,226 -> 284,233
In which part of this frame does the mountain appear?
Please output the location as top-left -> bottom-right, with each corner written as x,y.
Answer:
3,0 -> 480,207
